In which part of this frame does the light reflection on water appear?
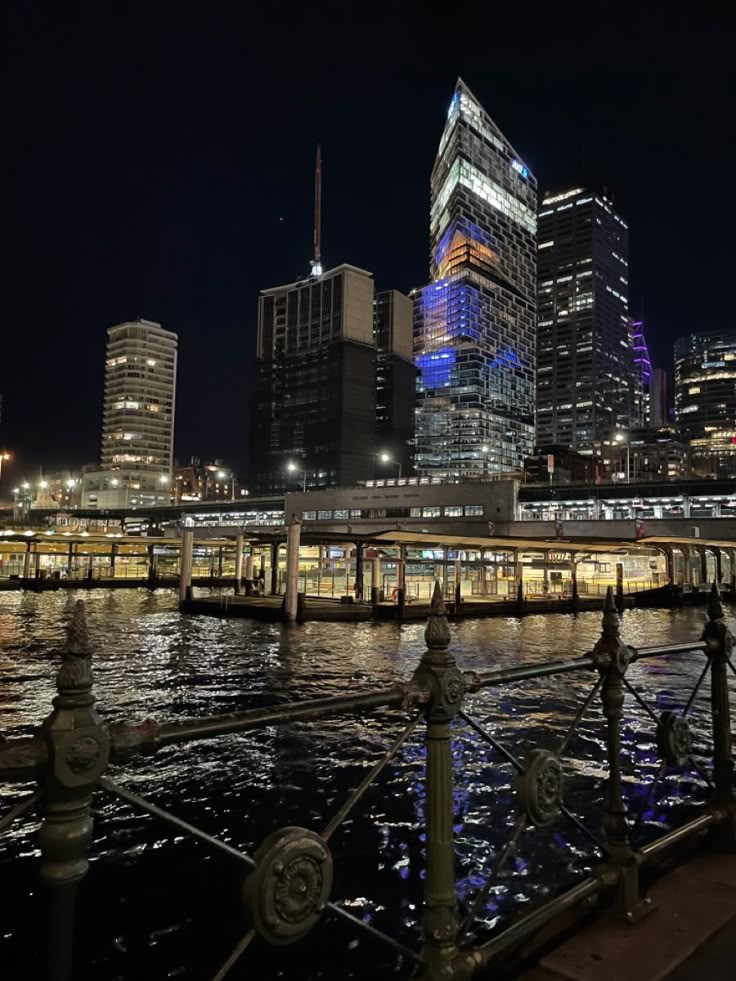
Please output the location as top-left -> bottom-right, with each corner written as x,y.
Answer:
0,590 -> 734,980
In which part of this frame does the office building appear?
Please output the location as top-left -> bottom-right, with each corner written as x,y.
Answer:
536,188 -> 631,454
650,368 -> 669,427
251,264 -> 378,494
600,427 -> 688,482
173,459 -> 242,502
413,78 -> 538,476
82,318 -> 177,508
675,330 -> 736,478
374,290 -> 415,475
630,320 -> 652,427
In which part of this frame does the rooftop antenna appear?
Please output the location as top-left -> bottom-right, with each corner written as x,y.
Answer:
310,145 -> 323,277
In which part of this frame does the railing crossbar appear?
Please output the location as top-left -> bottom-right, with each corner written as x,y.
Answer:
321,711 -> 424,842
326,902 -> 420,961
211,927 -> 256,981
557,677 -> 603,759
473,657 -> 593,690
458,813 -> 526,941
634,641 -> 708,661
459,711 -> 524,774
621,677 -> 659,725
560,804 -> 602,850
682,658 -> 712,716
0,789 -> 42,834
99,777 -> 256,869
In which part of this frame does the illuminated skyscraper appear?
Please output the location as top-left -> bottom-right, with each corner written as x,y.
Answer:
536,188 -> 631,453
630,319 -> 652,427
675,330 -> 736,478
413,78 -> 538,475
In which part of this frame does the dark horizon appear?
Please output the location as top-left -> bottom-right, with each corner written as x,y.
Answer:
4,4 -> 734,483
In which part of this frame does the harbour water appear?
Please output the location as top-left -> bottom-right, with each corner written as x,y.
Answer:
1,589 -> 734,980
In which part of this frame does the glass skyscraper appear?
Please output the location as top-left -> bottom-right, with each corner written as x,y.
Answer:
675,330 -> 736,478
413,79 -> 538,476
536,188 -> 631,453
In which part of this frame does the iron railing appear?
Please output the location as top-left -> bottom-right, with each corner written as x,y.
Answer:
0,584 -> 734,980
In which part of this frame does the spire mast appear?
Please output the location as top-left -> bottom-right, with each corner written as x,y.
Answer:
311,145 -> 323,277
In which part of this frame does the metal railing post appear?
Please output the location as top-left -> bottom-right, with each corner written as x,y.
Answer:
38,601 -> 110,981
412,581 -> 478,980
591,587 -> 651,921
703,584 -> 735,819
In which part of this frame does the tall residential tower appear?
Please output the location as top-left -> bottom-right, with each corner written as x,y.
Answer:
413,79 -> 538,476
536,188 -> 631,454
82,318 -> 178,508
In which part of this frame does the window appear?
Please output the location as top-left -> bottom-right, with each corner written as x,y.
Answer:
422,507 -> 441,517
317,510 -> 333,520
350,509 -> 362,519
444,506 -> 463,517
464,505 -> 484,516
333,509 -> 349,519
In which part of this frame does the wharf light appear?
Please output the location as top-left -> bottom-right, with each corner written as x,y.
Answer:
286,461 -> 298,473
380,453 -> 391,463
22,482 -> 30,490
216,470 -> 227,479
39,480 -> 48,489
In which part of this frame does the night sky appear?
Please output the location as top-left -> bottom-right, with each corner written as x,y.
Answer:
4,3 -> 734,485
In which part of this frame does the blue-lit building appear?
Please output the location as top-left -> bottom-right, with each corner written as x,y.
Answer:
413,79 -> 538,476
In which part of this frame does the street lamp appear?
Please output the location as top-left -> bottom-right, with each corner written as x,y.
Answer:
216,469 -> 236,501
614,433 -> 631,484
378,452 -> 401,478
286,460 -> 307,492
481,444 -> 490,477
0,451 -> 11,482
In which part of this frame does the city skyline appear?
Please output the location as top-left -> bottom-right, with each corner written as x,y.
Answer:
3,7 -> 734,479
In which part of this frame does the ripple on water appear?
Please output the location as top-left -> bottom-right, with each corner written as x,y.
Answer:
0,589 -> 734,980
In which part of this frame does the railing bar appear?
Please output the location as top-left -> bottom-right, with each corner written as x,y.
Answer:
321,711 -> 424,842
557,677 -> 603,759
639,810 -> 719,859
210,927 -> 256,981
687,755 -> 715,790
634,642 -> 708,660
473,658 -> 593,689
0,789 -> 42,834
458,813 -> 526,941
152,687 -> 407,748
560,804 -> 603,850
459,711 -> 524,774
326,902 -> 420,960
726,656 -> 736,679
621,677 -> 660,725
99,777 -> 255,868
682,658 -> 712,717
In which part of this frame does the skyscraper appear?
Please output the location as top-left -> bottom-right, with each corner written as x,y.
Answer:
630,319 -> 652,427
374,290 -> 415,475
674,330 -> 736,478
82,318 -> 177,508
413,78 -> 538,476
649,367 -> 669,427
250,264 -> 378,494
536,188 -> 631,454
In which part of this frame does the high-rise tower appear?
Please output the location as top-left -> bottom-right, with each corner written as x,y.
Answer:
413,79 -> 538,476
536,188 -> 631,453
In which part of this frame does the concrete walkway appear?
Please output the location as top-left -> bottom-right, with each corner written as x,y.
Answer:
521,853 -> 736,981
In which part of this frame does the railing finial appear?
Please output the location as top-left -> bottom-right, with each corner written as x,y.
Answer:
424,579 -> 450,651
66,599 -> 91,657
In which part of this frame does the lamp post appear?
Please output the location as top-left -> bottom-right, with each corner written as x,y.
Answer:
378,452 -> 401,479
614,433 -> 630,484
0,451 -> 11,483
286,461 -> 307,492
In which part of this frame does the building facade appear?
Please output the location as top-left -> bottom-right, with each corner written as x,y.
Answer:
536,188 -> 631,454
675,330 -> 736,478
250,264 -> 378,494
82,319 -> 177,508
413,78 -> 538,477
373,289 -> 415,476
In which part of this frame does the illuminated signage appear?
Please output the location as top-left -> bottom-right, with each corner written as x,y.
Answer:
512,159 -> 529,179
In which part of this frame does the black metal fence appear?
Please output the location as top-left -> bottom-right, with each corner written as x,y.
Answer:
0,583 -> 734,980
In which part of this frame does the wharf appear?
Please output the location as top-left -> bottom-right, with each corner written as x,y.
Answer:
181,592 -> 635,621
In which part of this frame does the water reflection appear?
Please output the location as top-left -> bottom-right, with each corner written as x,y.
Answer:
0,590 -> 734,980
